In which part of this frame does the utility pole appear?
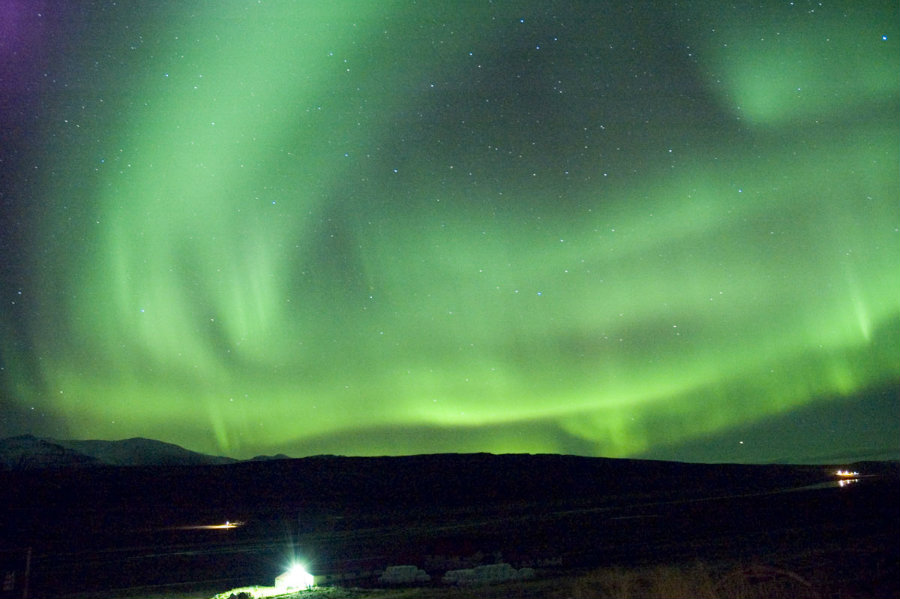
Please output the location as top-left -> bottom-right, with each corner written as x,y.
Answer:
21,548 -> 30,599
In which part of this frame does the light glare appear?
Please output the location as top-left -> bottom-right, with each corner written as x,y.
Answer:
835,469 -> 860,478
275,564 -> 314,591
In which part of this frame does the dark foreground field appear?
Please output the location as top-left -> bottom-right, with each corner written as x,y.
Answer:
1,454 -> 897,598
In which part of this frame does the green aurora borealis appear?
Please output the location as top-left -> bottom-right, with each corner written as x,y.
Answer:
1,2 -> 898,461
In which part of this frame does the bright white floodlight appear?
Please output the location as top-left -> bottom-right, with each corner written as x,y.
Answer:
275,563 -> 315,591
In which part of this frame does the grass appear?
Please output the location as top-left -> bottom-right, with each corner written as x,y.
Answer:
235,561 -> 825,599
569,562 -> 822,599
209,545 -> 900,599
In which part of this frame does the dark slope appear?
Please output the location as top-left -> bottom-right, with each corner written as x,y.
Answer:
53,436 -> 236,466
0,435 -> 235,469
0,434 -> 101,469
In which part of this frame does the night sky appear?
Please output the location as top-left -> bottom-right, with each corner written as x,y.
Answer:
1,1 -> 898,463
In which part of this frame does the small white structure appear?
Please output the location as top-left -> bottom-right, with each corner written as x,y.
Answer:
442,563 -> 535,586
379,564 -> 431,584
275,564 -> 315,591
211,564 -> 317,599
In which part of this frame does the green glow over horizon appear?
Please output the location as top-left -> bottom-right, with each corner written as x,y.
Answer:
3,2 -> 898,461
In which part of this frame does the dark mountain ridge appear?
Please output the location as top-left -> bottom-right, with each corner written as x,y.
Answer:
0,434 -> 102,469
0,434 -> 235,469
2,436 -> 897,599
3,439 -> 893,525
3,435 -> 896,532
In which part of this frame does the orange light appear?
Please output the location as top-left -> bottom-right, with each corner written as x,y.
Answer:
171,520 -> 244,531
